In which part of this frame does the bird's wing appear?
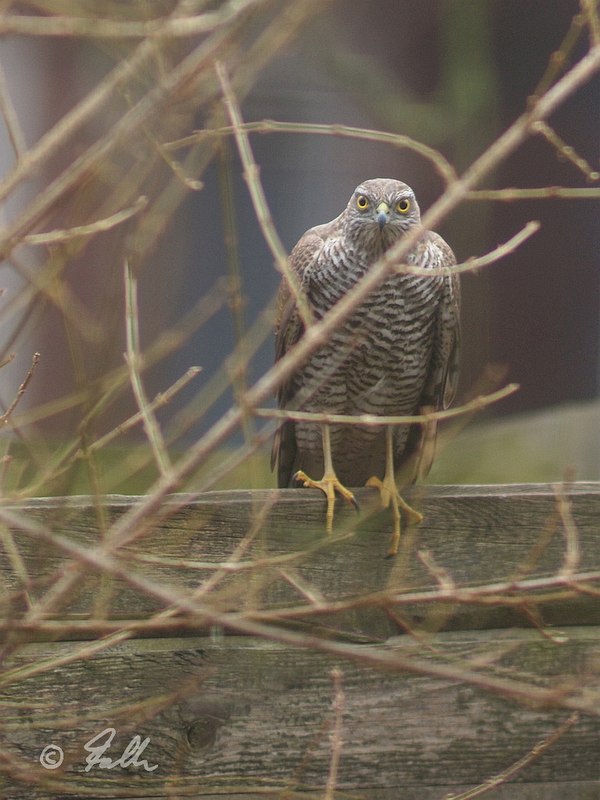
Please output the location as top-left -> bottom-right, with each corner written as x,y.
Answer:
423,233 -> 461,410
399,231 -> 461,481
271,219 -> 339,484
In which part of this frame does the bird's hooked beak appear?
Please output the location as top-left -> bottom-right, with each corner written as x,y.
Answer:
376,201 -> 390,230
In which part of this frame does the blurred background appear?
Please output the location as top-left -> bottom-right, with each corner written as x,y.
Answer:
0,0 -> 598,495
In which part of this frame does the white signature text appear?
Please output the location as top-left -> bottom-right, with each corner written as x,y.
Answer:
83,727 -> 158,773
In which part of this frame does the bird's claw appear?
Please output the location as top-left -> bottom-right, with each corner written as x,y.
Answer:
366,475 -> 423,556
294,469 -> 358,533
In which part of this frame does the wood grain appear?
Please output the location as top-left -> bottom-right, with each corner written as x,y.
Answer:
2,630 -> 600,798
0,485 -> 599,798
1,484 -> 599,635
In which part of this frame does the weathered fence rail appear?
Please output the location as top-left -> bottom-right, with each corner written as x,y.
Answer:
1,483 -> 600,798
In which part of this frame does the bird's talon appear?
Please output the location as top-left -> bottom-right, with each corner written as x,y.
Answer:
293,469 -> 357,532
406,507 -> 424,525
367,471 -> 422,556
366,475 -> 391,507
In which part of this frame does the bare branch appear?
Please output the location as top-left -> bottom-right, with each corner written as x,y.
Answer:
21,365 -> 202,499
171,119 -> 458,185
468,186 -> 600,200
123,260 -> 173,478
533,120 -> 600,180
0,15 -> 246,256
418,549 -> 456,592
278,568 -> 327,607
215,61 -> 313,329
88,366 -> 201,456
21,196 -> 148,246
555,473 -> 581,578
0,61 -> 26,160
0,3 -> 262,39
581,0 -> 600,44
445,713 -> 580,799
324,668 -> 345,800
0,353 -> 40,427
0,36 -> 158,210
531,12 -> 588,98
255,382 -> 519,426
394,221 -> 541,277
0,353 -> 15,370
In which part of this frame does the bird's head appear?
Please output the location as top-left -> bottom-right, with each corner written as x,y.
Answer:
343,178 -> 420,251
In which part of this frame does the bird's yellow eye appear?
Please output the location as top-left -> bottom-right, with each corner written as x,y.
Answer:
396,198 -> 411,214
356,194 -> 370,210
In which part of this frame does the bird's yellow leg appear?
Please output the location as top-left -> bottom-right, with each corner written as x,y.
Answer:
366,426 -> 423,556
294,424 -> 358,533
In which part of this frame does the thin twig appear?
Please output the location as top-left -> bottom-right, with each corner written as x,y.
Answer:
24,365 -> 203,500
0,453 -> 12,495
0,9 -> 247,255
21,196 -> 148,246
388,221 -> 541,277
324,668 -> 345,800
0,33 -> 159,210
215,61 -> 313,329
581,0 -> 600,44
123,260 -> 173,478
0,352 -> 40,426
254,568 -> 600,620
0,4 -> 260,39
254,383 -> 519,426
531,12 -> 587,99
418,549 -> 456,592
533,120 -> 599,181
11,278 -> 227,429
172,118 -> 457,185
0,61 -> 26,159
0,523 -> 33,609
444,712 -> 580,799
0,626 -> 148,690
518,603 -> 569,644
555,472 -> 581,578
146,131 -> 205,191
218,139 -> 256,449
278,568 -> 327,607
443,221 -> 540,274
190,492 -> 277,602
468,186 -> 600,199
0,353 -> 15,370
88,366 -> 201,455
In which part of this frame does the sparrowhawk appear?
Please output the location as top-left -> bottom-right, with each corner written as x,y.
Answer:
272,178 -> 460,554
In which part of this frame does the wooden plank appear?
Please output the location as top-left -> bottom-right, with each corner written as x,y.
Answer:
1,629 -> 600,799
1,484 -> 599,637
1,485 -> 599,797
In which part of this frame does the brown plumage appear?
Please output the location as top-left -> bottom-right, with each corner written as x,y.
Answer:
272,178 -> 460,553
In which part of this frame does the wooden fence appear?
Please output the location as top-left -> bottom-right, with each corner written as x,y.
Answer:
1,483 -> 600,798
